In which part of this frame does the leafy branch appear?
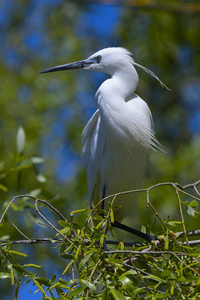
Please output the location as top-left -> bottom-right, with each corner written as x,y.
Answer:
0,179 -> 200,299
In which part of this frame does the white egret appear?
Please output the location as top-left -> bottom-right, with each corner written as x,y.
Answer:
40,47 -> 168,242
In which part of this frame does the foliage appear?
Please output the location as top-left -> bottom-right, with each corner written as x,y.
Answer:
0,131 -> 200,299
1,190 -> 200,299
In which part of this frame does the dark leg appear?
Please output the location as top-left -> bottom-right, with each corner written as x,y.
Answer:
101,185 -> 106,211
112,220 -> 156,242
101,186 -> 156,245
101,185 -> 107,251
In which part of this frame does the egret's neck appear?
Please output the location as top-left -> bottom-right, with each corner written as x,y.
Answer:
114,66 -> 139,99
97,65 -> 139,103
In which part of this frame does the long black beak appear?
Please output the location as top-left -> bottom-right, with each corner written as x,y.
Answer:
39,59 -> 90,74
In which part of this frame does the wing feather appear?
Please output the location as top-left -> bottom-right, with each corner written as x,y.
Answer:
82,109 -> 99,167
82,109 -> 102,206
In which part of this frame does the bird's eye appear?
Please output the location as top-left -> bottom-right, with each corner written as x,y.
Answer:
96,55 -> 101,63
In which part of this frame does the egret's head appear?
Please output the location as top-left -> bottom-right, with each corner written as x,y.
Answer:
39,47 -> 135,76
84,47 -> 134,75
39,47 -> 170,90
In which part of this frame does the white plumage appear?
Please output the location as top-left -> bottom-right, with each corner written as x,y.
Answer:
82,48 -> 156,221
40,47 -> 167,224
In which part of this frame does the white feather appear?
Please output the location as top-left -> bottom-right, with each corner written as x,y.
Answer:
81,48 -> 165,221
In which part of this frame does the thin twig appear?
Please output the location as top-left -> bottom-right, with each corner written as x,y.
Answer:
90,180 -> 200,210
34,198 -> 74,246
87,259 -> 101,300
12,223 -> 31,240
130,260 -> 153,295
0,194 -> 71,226
122,261 -> 162,279
0,194 -> 76,244
0,195 -> 21,223
35,198 -> 71,226
0,238 -> 60,247
1,231 -> 200,248
104,250 -> 190,256
176,189 -> 189,246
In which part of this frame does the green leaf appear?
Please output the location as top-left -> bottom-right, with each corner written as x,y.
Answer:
153,291 -> 170,298
8,249 -> 27,257
24,278 -> 31,284
110,208 -> 114,223
123,270 -> 137,276
0,183 -> 8,192
102,288 -> 110,300
33,277 -> 45,294
183,200 -> 198,208
190,200 -> 198,208
0,272 -> 11,279
110,287 -> 127,300
118,274 -> 133,292
192,249 -> 200,255
141,225 -> 146,233
60,253 -> 74,259
12,265 -> 29,275
187,206 -> 195,217
132,287 -> 146,297
0,235 -> 10,240
36,173 -> 47,183
22,264 -> 41,269
29,188 -> 41,197
71,222 -> 82,230
144,275 -> 163,283
51,274 -> 56,282
167,220 -> 182,226
81,279 -> 96,290
75,245 -> 81,260
10,265 -> 14,285
65,286 -> 85,298
30,157 -> 45,164
62,260 -> 74,275
70,209 -> 86,215
100,234 -> 105,246
160,270 -> 171,278
35,277 -> 51,286
16,126 -> 26,155
59,227 -> 71,235
58,220 -> 70,227
79,252 -> 93,269
14,277 -> 22,300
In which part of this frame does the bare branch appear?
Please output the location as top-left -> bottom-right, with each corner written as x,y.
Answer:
176,189 -> 189,245
12,223 -> 31,240
0,238 -> 61,247
93,180 -> 200,206
34,198 -> 73,245
0,194 -> 76,244
104,249 -> 190,256
0,194 -> 70,225
2,233 -> 200,249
